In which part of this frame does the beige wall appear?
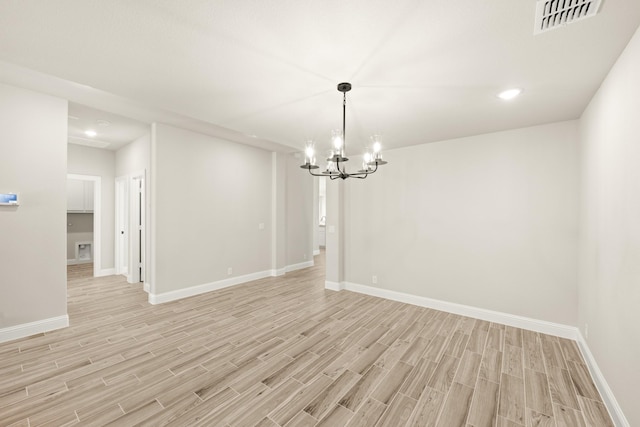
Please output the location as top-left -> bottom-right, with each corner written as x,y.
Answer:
579,26 -> 640,426
67,144 -> 116,271
151,123 -> 273,294
344,121 -> 580,326
0,83 -> 67,328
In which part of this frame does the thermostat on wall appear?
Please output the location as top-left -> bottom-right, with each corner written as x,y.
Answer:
0,193 -> 19,206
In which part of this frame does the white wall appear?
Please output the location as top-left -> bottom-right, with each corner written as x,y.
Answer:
116,133 -> 150,177
67,144 -> 116,272
345,121 -> 579,325
286,154 -> 314,266
0,83 -> 67,330
579,26 -> 640,426
151,123 -> 273,295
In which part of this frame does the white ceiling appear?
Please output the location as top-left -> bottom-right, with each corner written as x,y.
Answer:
0,1 -> 639,154
68,103 -> 150,151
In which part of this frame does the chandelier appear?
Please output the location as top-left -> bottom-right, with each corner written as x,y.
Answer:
300,82 -> 387,180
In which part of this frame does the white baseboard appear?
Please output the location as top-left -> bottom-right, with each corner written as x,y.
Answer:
143,282 -> 150,293
575,331 -> 629,427
0,315 -> 69,344
150,259 -> 317,305
270,268 -> 286,277
313,249 -> 321,256
324,280 -> 344,291
337,281 -> 577,339
95,268 -> 115,277
328,281 -> 628,424
149,270 -> 273,305
286,260 -> 314,273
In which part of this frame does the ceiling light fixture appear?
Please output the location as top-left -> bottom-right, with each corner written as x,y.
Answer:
300,82 -> 387,180
497,88 -> 523,100
84,130 -> 97,137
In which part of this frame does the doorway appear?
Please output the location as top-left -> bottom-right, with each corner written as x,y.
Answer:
115,170 -> 146,287
67,174 -> 102,277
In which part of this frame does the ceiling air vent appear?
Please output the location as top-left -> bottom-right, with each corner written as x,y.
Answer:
534,0 -> 602,34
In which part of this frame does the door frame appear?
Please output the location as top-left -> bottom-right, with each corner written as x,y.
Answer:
67,173 -> 102,277
128,170 -> 146,287
115,175 -> 129,277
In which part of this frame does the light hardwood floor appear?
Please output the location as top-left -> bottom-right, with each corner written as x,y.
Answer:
0,254 -> 613,426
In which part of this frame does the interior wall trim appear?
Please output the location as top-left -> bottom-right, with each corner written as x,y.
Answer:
95,268 -> 115,278
338,281 -> 577,338
149,270 -> 273,305
0,315 -> 69,344
329,281 -> 627,425
286,260 -> 314,273
149,260 -> 313,304
575,331 -> 629,427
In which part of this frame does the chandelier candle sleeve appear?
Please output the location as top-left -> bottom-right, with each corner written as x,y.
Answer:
300,82 -> 388,180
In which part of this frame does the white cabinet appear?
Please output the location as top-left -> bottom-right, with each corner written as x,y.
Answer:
67,179 -> 94,212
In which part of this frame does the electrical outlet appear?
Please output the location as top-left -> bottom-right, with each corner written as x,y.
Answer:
227,267 -> 232,275
585,323 -> 589,338
303,253 -> 307,259
372,275 -> 377,284
258,223 -> 265,230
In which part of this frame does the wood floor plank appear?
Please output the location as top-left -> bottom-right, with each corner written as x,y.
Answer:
376,393 -> 418,427
315,404 -> 354,426
0,258 -> 613,427
436,382 -> 474,427
547,365 -> 580,410
371,361 -> 414,404
407,386 -> 445,427
283,410 -> 318,427
345,396 -> 387,427
498,373 -> 526,425
399,357 -> 438,400
479,347 -> 502,383
303,369 -> 360,420
467,377 -> 500,427
578,396 -> 614,427
526,408 -> 555,427
427,354 -> 460,393
524,368 -> 553,416
338,364 -> 387,412
454,350 -> 482,388
554,404 -> 587,427
567,361 -> 602,402
269,374 -> 332,425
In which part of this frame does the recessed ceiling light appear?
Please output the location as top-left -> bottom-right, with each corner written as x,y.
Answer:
84,130 -> 97,137
497,88 -> 523,100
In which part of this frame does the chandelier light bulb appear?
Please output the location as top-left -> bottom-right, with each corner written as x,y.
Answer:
305,142 -> 315,164
332,135 -> 343,151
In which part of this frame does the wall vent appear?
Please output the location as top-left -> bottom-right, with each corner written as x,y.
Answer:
534,0 -> 602,34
